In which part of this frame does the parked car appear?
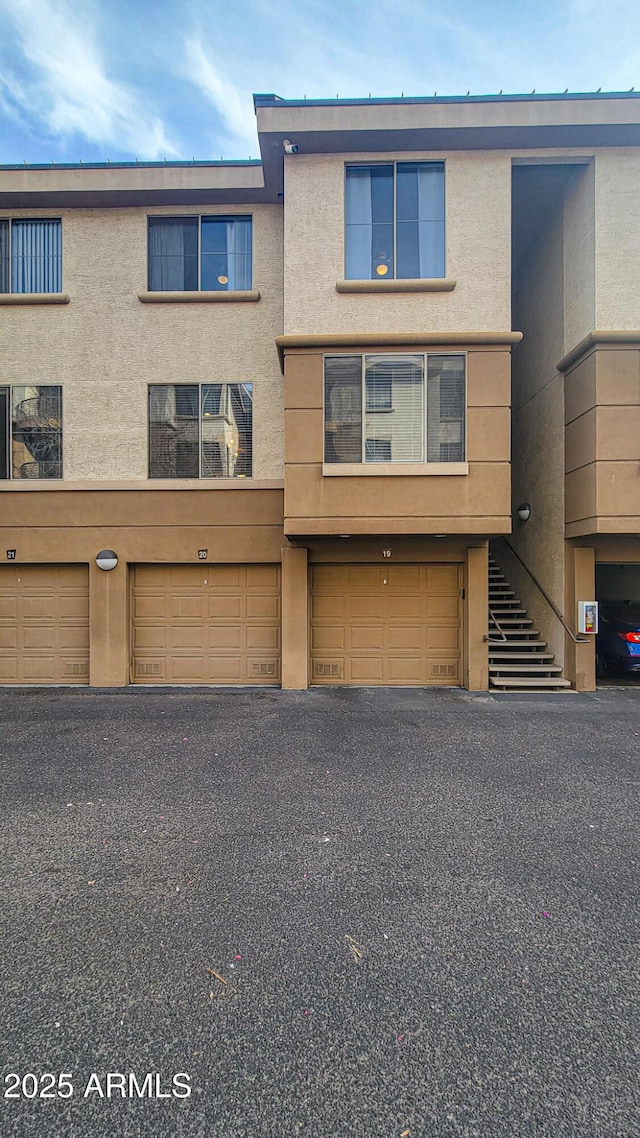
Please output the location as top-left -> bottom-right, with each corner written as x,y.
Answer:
596,602 -> 640,676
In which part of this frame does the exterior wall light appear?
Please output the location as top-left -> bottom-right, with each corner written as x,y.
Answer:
96,549 -> 118,571
516,503 -> 532,522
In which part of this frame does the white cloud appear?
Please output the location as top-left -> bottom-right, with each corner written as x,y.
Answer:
0,0 -> 177,158
183,38 -> 258,153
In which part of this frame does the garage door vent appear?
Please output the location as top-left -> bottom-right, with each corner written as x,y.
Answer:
430,663 -> 457,678
251,661 -> 277,677
314,661 -> 343,678
64,662 -> 89,677
136,661 -> 162,677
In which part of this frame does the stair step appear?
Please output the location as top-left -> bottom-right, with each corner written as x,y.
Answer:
488,639 -> 548,649
490,607 -> 527,614
488,629 -> 541,638
489,663 -> 564,674
489,652 -> 555,662
490,677 -> 573,689
489,617 -> 534,626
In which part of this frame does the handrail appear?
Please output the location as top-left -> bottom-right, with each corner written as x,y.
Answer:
485,606 -> 508,642
498,537 -> 590,644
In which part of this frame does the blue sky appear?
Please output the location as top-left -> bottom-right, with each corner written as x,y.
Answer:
0,0 -> 638,164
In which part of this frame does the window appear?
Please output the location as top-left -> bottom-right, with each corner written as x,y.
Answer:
0,219 -> 62,293
0,386 -> 62,479
345,163 -> 445,280
148,383 -> 253,478
148,216 -> 252,292
324,354 -> 465,464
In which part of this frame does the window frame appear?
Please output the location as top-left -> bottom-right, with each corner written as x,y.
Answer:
146,214 -> 253,293
0,384 -> 63,480
343,161 -> 446,281
147,381 -> 253,480
0,217 -> 63,295
322,351 -> 466,468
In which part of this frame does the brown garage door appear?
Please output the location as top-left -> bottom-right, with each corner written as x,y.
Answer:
0,565 -> 89,684
311,563 -> 462,685
131,564 -> 281,684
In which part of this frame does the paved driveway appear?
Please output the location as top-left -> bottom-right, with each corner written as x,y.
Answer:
1,687 -> 638,1138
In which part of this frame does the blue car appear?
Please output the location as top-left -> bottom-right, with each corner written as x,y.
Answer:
596,603 -> 640,676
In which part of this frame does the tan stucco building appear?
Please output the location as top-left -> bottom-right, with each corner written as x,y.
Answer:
1,92 -> 639,689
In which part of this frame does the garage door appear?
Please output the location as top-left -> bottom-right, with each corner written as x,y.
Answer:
311,563 -> 461,685
0,565 -> 89,684
131,564 -> 280,684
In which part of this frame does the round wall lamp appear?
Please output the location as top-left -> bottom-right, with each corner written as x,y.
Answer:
516,503 -> 532,522
96,549 -> 118,571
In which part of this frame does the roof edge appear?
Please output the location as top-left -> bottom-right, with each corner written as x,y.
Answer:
254,90 -> 640,110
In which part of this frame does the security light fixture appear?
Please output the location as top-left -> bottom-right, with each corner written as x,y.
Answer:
96,549 -> 118,571
516,503 -> 532,522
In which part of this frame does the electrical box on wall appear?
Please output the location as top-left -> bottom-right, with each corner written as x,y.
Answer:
578,601 -> 599,634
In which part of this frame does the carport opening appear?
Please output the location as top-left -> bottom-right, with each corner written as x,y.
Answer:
595,564 -> 640,683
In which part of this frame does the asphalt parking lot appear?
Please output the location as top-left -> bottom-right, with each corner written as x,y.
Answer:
1,685 -> 639,1138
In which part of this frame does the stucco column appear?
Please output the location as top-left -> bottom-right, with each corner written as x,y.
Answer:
89,561 -> 129,687
465,544 -> 489,690
565,545 -> 596,691
281,544 -> 309,689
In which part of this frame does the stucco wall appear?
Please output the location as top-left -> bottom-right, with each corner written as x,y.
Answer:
595,149 -> 640,328
283,151 -> 512,335
563,163 -> 595,350
2,204 -> 284,481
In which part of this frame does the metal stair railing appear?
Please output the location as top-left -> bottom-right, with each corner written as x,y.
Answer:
486,607 -> 508,643
497,537 -> 590,645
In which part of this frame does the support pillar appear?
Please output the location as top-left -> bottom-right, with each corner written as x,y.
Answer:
89,561 -> 129,686
565,545 -> 596,691
465,544 -> 489,690
281,545 -> 309,689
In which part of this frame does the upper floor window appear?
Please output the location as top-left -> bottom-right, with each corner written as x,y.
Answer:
324,354 -> 464,464
148,216 -> 252,292
345,163 -> 445,280
0,219 -> 62,294
148,383 -> 253,478
1,385 -> 63,479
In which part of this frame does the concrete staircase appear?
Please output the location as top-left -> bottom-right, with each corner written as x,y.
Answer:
488,556 -> 571,691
